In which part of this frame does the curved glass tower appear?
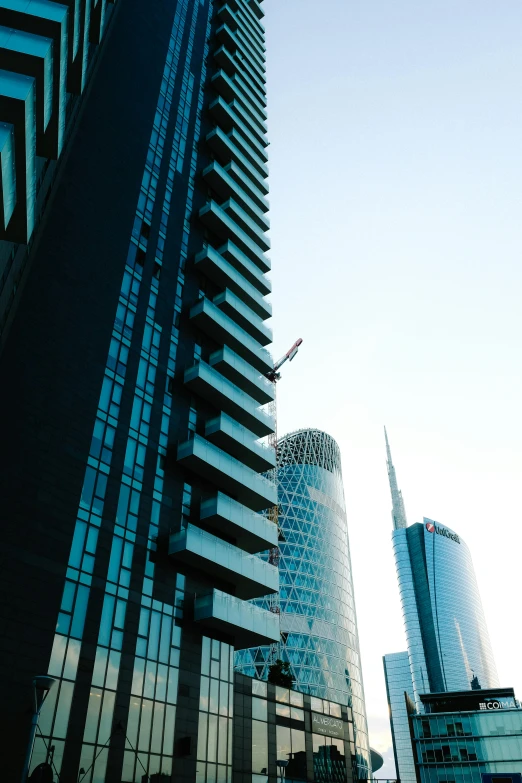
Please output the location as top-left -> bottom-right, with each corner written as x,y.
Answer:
235,428 -> 371,777
384,433 -> 500,783
393,519 -> 499,699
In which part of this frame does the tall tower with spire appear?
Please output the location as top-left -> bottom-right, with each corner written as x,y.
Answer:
385,427 -> 408,529
383,430 -> 499,783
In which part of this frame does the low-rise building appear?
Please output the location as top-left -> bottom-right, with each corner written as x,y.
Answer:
408,689 -> 522,783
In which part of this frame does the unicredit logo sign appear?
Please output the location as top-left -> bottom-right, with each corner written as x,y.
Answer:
425,521 -> 460,544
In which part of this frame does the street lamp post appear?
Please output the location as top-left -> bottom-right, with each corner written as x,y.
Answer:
21,675 -> 56,783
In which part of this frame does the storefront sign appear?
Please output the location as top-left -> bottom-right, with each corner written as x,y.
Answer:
311,712 -> 345,739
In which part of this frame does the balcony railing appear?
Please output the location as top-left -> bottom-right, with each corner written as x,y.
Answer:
189,297 -> 272,374
205,412 -> 276,472
194,589 -> 280,648
184,360 -> 274,437
177,434 -> 277,511
202,160 -> 269,229
213,289 -> 272,345
209,345 -> 274,405
169,523 -> 278,599
195,243 -> 271,319
200,491 -> 277,552
206,126 -> 268,198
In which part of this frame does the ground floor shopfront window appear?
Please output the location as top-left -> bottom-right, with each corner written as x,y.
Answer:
312,734 -> 347,783
276,725 -> 307,783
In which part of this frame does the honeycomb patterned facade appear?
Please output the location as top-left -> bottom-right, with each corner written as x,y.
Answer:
235,428 -> 372,778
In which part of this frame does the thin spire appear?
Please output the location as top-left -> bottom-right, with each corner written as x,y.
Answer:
385,427 -> 408,530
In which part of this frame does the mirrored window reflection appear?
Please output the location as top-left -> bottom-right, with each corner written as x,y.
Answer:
253,719 -> 268,774
312,734 -> 347,783
197,637 -> 233,783
276,726 -> 307,783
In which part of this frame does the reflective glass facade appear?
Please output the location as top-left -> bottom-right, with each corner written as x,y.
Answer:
0,0 -> 278,781
383,652 -> 416,783
411,705 -> 522,783
393,520 -> 499,704
236,428 -> 371,778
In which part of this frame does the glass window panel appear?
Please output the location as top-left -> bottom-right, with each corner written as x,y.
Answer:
200,676 -> 210,711
208,713 -> 218,762
148,612 -> 161,660
211,639 -> 220,660
329,702 -> 342,718
218,716 -> 228,764
138,699 -> 153,752
197,712 -> 208,761
210,678 -> 219,714
79,745 -> 95,783
196,761 -> 206,783
92,746 -> 109,783
111,629 -> 124,650
150,701 -> 165,755
219,680 -> 228,717
138,608 -> 150,637
56,612 -> 71,635
127,696 -> 141,747
144,660 -> 157,699
172,623 -> 182,648
131,657 -> 145,696
70,522 -> 88,567
159,615 -> 172,663
48,634 -> 68,678
98,690 -> 116,744
277,725 -> 291,776
167,665 -> 178,704
276,686 -> 290,704
98,595 -> 115,646
61,581 -> 76,613
253,720 -> 268,774
114,600 -> 126,629
290,691 -> 303,707
161,755 -> 173,776
276,702 -> 290,718
63,638 -> 81,681
253,698 -> 267,722
156,663 -> 168,702
53,680 -> 74,739
163,705 -> 176,755
38,681 -> 59,736
105,650 -> 121,690
201,637 -> 211,675
217,764 -> 227,783
170,646 -> 180,667
220,645 -> 230,681
291,707 -> 304,721
252,680 -> 267,698
121,751 -> 135,783
211,660 -> 219,679
290,729 -> 307,782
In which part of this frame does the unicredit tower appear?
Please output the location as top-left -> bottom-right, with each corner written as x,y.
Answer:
383,430 -> 499,783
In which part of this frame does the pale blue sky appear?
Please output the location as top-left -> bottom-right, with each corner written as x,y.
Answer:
264,1 -> 522,775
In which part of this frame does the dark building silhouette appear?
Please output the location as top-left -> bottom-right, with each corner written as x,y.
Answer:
0,1 -> 278,781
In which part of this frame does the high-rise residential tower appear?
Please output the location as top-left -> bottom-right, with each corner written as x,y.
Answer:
235,428 -> 372,779
0,2 -> 279,782
383,433 -> 499,783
